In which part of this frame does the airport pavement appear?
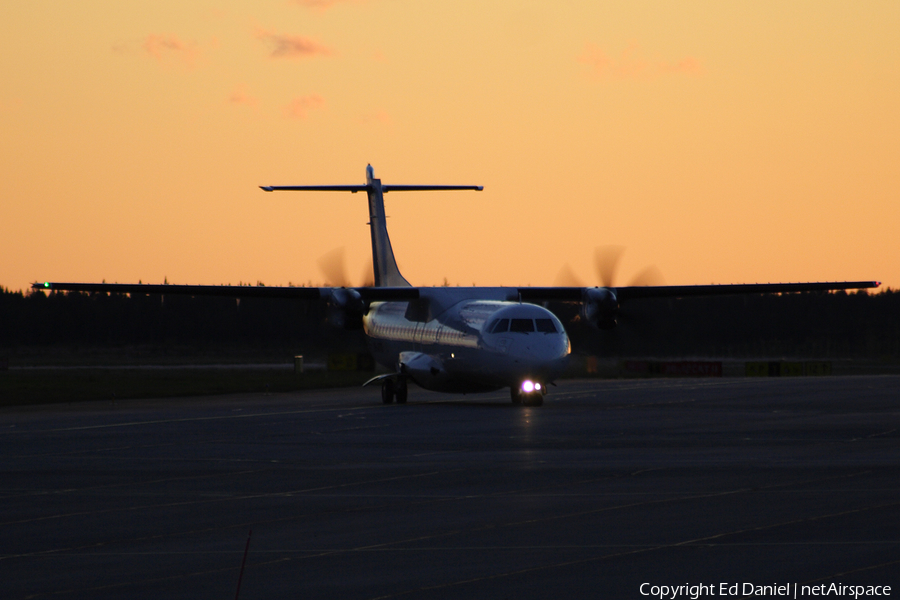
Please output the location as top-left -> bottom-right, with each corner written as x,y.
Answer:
1,376 -> 898,599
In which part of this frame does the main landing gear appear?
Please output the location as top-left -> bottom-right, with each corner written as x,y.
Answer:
381,377 -> 408,404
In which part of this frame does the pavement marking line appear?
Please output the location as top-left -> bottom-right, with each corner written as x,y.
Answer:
0,468 -> 463,532
0,467 -> 263,502
11,558 -> 264,600
366,497 -> 900,600
224,470 -> 887,597
0,467 -> 633,564
1,467 -> 656,580
5,378 -> 898,598
40,540 -> 900,555
785,557 -> 900,595
0,402 -> 382,434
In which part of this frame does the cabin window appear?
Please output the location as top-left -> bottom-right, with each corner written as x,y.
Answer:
510,318 -> 535,333
535,318 -> 558,333
492,318 -> 509,333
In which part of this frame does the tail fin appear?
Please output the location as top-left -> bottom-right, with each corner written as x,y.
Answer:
365,165 -> 410,287
261,165 -> 482,288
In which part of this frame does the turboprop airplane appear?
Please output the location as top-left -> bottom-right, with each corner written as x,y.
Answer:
36,165 -> 880,406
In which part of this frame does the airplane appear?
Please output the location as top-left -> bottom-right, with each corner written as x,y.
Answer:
35,164 -> 880,406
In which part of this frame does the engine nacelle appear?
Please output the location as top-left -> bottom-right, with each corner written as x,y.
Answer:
581,287 -> 619,330
326,288 -> 366,330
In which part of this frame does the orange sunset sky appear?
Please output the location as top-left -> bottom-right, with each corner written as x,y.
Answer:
2,1 -> 898,293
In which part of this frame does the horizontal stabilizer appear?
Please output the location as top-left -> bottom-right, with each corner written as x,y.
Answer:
260,184 -> 482,193
261,166 -> 482,288
260,185 -> 367,193
383,185 -> 483,192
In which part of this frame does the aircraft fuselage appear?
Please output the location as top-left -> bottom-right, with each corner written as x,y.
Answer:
364,288 -> 571,394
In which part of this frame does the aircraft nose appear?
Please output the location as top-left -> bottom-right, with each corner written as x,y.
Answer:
509,332 -> 570,365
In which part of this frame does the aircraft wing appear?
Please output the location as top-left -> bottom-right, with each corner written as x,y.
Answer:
34,280 -> 879,303
612,281 -> 881,301
517,280 -> 880,302
32,282 -> 419,302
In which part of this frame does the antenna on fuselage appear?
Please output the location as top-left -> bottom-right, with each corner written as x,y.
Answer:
261,165 -> 482,288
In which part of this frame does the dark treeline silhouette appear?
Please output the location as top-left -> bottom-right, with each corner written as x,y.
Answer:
0,287 -> 364,357
2,287 -> 898,359
562,289 -> 900,358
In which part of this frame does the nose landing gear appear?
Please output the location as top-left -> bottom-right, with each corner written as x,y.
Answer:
510,380 -> 545,407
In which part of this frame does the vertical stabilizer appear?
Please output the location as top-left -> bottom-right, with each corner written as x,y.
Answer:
260,165 -> 482,288
366,165 -> 411,287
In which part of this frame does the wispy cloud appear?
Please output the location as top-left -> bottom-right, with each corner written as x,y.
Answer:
142,34 -> 200,66
228,86 -> 257,108
579,43 -> 703,80
256,29 -> 333,58
361,110 -> 391,125
294,0 -> 366,10
285,95 -> 325,119
113,34 -> 201,68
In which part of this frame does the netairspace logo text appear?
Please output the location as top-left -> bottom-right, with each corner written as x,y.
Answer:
639,582 -> 892,599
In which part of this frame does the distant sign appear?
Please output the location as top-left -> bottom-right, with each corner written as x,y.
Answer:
745,361 -> 831,376
661,361 -> 722,377
805,361 -> 832,376
327,353 -> 376,372
622,360 -> 722,377
328,354 -> 357,371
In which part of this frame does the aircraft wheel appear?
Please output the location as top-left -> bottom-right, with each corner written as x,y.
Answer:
524,394 -> 544,407
381,379 -> 395,404
395,378 -> 408,404
510,386 -> 522,405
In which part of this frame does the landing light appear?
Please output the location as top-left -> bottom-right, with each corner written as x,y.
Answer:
521,380 -> 543,394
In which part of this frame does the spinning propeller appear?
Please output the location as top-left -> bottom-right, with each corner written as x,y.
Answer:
555,245 -> 665,288
554,246 -> 665,331
317,247 -> 374,329
317,247 -> 375,288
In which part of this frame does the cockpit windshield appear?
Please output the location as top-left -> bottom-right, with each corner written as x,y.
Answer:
535,318 -> 558,333
487,316 -> 560,334
490,318 -> 509,333
510,318 -> 534,333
